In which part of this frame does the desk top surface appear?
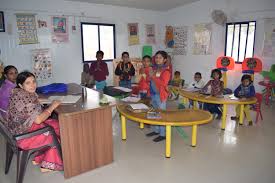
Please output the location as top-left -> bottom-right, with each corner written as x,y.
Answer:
177,88 -> 257,105
117,104 -> 212,126
40,83 -> 117,115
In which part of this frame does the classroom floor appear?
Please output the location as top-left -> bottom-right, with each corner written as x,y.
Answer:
0,101 -> 275,183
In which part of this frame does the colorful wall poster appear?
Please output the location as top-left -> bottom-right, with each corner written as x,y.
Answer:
52,16 -> 69,43
128,23 -> 139,45
32,48 -> 52,80
145,24 -> 156,44
16,13 -> 38,45
192,23 -> 212,55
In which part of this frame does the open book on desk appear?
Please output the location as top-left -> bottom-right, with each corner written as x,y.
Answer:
40,95 -> 82,104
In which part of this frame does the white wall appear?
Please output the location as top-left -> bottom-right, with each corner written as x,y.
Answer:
0,0 -> 162,85
164,0 -> 275,91
1,0 -> 275,90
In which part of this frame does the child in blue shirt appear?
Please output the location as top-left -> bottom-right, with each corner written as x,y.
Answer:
231,74 -> 255,125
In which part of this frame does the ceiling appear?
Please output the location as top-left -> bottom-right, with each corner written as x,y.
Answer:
67,0 -> 200,11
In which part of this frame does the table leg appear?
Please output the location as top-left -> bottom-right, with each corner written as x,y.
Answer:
239,104 -> 244,125
221,104 -> 227,130
139,123 -> 144,129
191,125 -> 197,147
121,115 -> 127,140
193,101 -> 198,109
266,87 -> 270,106
166,125 -> 171,158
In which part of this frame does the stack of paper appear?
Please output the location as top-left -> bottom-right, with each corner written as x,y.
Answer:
113,86 -> 132,92
40,95 -> 81,104
182,87 -> 201,92
121,96 -> 140,103
129,103 -> 149,110
228,94 -> 239,100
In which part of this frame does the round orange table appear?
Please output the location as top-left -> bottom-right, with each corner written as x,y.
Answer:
177,88 -> 257,130
117,104 -> 212,158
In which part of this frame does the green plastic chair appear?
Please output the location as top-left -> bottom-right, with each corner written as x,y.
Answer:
261,64 -> 275,82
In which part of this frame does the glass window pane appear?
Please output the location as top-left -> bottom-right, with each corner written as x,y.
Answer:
232,24 -> 240,61
246,24 -> 256,58
99,26 -> 115,60
82,24 -> 99,61
239,24 -> 248,62
226,25 -> 234,57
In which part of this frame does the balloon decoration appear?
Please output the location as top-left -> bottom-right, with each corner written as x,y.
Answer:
216,56 -> 235,87
242,57 -> 263,81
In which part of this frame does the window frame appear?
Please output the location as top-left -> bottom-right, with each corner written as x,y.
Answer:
81,22 -> 116,63
224,21 -> 256,64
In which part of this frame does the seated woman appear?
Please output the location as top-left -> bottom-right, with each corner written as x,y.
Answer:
5,71 -> 63,172
0,65 -> 18,117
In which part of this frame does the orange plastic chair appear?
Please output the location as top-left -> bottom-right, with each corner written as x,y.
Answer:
253,93 -> 263,123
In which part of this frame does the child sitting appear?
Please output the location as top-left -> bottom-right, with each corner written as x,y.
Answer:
202,69 -> 224,119
81,63 -> 94,88
169,71 -> 184,100
231,75 -> 255,126
115,52 -> 135,89
138,55 -> 152,99
188,72 -> 205,108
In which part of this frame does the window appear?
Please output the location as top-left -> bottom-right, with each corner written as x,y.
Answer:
81,23 -> 116,62
225,21 -> 256,63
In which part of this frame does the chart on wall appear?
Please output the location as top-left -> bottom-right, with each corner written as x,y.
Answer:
128,23 -> 139,45
192,23 -> 212,55
145,24 -> 156,44
51,16 -> 69,43
262,18 -> 275,57
32,49 -> 52,80
165,26 -> 188,55
16,13 -> 38,45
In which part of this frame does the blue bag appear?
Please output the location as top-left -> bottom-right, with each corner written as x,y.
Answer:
36,83 -> 68,94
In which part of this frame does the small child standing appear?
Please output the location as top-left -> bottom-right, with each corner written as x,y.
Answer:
231,75 -> 255,126
138,55 -> 152,99
115,52 -> 135,89
202,69 -> 224,119
89,51 -> 109,91
146,51 -> 171,142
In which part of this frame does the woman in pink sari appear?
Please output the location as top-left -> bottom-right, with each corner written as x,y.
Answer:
6,71 -> 63,172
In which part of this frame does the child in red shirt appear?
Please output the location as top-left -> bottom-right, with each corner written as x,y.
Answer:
146,51 -> 171,142
138,55 -> 152,99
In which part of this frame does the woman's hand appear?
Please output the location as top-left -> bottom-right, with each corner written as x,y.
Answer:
49,100 -> 61,111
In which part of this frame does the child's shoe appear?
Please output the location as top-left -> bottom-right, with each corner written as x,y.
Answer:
248,121 -> 253,126
153,136 -> 166,142
231,116 -> 239,121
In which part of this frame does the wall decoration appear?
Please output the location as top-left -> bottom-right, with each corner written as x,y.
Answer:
165,26 -> 188,55
145,24 -> 156,44
262,18 -> 275,57
32,48 -> 52,80
128,23 -> 139,45
165,26 -> 174,48
52,16 -> 69,43
172,26 -> 188,55
16,13 -> 38,44
0,11 -> 5,32
192,23 -> 212,55
38,20 -> 47,28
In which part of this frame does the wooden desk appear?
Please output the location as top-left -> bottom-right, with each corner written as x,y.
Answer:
177,88 -> 257,130
117,105 -> 212,158
42,84 -> 117,178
